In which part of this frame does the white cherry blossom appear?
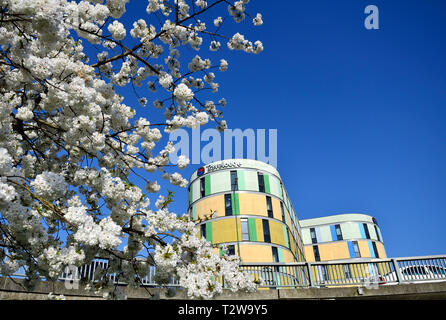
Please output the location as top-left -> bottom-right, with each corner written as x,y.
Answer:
0,0 -> 263,300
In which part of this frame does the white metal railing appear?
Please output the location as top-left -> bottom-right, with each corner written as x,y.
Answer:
57,259 -> 180,287
240,255 -> 446,288
6,255 -> 446,289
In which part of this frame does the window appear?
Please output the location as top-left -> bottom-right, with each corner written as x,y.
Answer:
224,194 -> 232,216
262,219 -> 271,243
266,196 -> 273,218
335,224 -> 343,240
227,245 -> 235,256
371,241 -> 379,258
363,223 -> 370,239
310,228 -> 317,244
200,177 -> 205,197
280,202 -> 286,223
272,247 -> 279,263
352,241 -> 360,258
374,225 -> 381,242
230,170 -> 238,191
313,245 -> 320,262
241,218 -> 249,241
200,224 -> 206,238
258,173 -> 265,192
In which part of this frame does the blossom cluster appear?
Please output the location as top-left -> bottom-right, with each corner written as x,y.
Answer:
0,0 -> 263,299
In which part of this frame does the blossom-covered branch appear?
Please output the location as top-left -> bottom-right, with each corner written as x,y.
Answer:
0,0 -> 263,299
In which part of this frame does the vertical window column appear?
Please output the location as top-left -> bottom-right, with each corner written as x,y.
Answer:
266,196 -> 273,218
310,227 -> 317,244
262,219 -> 271,243
370,241 -> 379,258
201,223 -> 206,238
374,225 -> 381,242
348,241 -> 361,258
313,245 -> 320,262
258,173 -> 265,192
361,223 -> 371,239
230,170 -> 238,191
335,224 -> 343,240
241,218 -> 249,241
280,202 -> 286,223
200,177 -> 205,198
224,194 -> 232,216
272,247 -> 279,263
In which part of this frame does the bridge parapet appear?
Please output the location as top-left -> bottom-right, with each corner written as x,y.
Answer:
3,255 -> 446,299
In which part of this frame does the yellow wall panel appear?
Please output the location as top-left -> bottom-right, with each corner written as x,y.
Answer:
357,240 -> 371,258
271,198 -> 283,221
304,246 -> 315,262
289,238 -> 296,256
237,193 -> 268,217
212,219 -> 238,244
376,242 -> 387,258
318,242 -> 350,261
239,244 -> 273,263
269,220 -> 285,246
282,249 -> 295,263
256,219 -> 264,242
195,195 -> 226,220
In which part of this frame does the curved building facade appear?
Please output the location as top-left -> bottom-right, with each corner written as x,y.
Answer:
300,213 -> 386,262
187,159 -> 387,265
188,159 -> 306,263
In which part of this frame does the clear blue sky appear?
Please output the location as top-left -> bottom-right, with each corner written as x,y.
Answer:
119,0 -> 446,258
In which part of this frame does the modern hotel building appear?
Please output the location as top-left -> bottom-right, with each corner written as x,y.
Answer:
187,159 -> 386,264
300,214 -> 386,262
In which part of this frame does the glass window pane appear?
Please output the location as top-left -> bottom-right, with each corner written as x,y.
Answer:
224,194 -> 232,216
231,170 -> 238,191
200,178 -> 205,197
241,219 -> 249,241
258,173 -> 265,192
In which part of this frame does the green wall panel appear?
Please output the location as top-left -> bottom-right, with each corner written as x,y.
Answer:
205,175 -> 211,196
268,175 -> 281,198
192,205 -> 197,221
191,180 -> 200,203
264,174 -> 270,193
278,247 -> 284,262
206,222 -> 212,242
237,170 -> 245,190
231,193 -> 240,215
248,218 -> 257,241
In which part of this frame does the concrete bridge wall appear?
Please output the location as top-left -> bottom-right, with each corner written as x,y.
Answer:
1,277 -> 446,300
